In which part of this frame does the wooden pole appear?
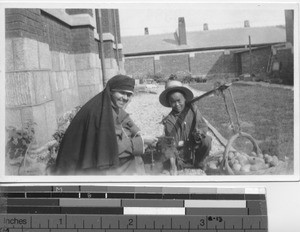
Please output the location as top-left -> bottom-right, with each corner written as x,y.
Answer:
248,35 -> 252,75
95,9 -> 107,86
112,9 -> 120,71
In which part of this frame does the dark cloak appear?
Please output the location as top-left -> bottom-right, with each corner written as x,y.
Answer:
54,77 -> 133,175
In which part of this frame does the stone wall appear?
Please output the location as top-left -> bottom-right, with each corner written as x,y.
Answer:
5,37 -> 58,145
5,8 -> 122,146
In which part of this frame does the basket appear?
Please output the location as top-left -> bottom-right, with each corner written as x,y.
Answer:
205,132 -> 290,175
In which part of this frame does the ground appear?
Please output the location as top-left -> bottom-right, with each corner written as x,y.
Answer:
6,82 -> 292,176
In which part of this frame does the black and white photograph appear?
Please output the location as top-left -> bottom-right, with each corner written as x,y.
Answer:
0,1 -> 298,181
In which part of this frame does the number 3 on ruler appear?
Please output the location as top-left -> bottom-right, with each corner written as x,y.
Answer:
200,219 -> 205,226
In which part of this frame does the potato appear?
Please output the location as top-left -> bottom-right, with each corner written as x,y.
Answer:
208,161 -> 218,169
228,152 -> 235,160
248,157 -> 255,165
248,157 -> 265,165
263,153 -> 269,158
258,153 -> 264,159
270,156 -> 279,167
240,152 -> 249,157
232,163 -> 242,172
251,151 -> 257,157
250,164 -> 259,171
240,164 -> 251,173
218,156 -> 224,164
264,154 -> 273,164
229,158 -> 235,167
250,162 -> 266,171
237,155 -> 249,166
233,159 -> 239,164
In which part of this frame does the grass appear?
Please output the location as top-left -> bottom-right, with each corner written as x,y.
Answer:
190,81 -> 294,162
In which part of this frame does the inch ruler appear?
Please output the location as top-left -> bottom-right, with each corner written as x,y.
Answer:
0,185 -> 268,232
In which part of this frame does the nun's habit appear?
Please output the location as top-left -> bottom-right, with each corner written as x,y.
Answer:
54,75 -> 144,175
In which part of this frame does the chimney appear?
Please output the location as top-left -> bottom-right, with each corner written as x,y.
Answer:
285,10 -> 294,45
203,23 -> 209,31
178,17 -> 187,45
244,20 -> 250,27
144,27 -> 149,35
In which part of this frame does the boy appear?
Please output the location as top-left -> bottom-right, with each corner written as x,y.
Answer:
159,80 -> 211,169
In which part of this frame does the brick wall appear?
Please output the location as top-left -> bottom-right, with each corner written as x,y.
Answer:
5,9 -> 45,43
6,9 -> 98,53
5,8 -> 121,146
72,26 -> 98,54
124,50 -> 236,80
191,51 -> 235,78
66,9 -> 93,16
42,11 -> 73,53
125,57 -> 155,78
114,10 -> 121,43
100,9 -> 124,81
159,54 -> 190,74
275,48 -> 293,85
240,47 -> 270,75
101,9 -> 114,36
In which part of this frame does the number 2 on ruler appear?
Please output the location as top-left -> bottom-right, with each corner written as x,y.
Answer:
128,218 -> 134,226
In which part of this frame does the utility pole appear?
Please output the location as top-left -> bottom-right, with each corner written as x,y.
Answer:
95,9 -> 107,86
248,35 -> 252,76
112,9 -> 120,71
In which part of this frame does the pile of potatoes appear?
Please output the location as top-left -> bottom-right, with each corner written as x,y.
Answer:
207,151 -> 280,173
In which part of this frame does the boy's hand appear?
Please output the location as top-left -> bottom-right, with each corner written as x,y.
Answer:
143,135 -> 158,146
193,129 -> 206,144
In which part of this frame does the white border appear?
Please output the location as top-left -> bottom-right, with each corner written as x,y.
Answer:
0,1 -> 299,183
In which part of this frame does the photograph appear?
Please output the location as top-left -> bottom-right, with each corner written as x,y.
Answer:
0,2 -> 298,182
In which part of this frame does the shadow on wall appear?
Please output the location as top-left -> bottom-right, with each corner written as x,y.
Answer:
124,51 -> 237,82
191,51 -> 236,81
124,47 -> 294,84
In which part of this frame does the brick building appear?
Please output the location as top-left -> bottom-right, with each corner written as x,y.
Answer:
122,11 -> 294,84
5,9 -> 125,146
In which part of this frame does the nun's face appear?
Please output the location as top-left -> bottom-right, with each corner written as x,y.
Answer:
168,92 -> 186,113
111,90 -> 133,109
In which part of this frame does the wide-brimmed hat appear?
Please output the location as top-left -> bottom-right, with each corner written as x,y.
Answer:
159,80 -> 194,107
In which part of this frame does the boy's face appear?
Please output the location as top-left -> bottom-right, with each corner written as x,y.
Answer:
168,91 -> 186,113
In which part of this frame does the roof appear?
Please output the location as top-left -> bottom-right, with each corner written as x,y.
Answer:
232,45 -> 271,54
121,26 -> 286,56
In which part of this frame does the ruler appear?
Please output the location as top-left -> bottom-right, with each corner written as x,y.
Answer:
0,185 -> 268,232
